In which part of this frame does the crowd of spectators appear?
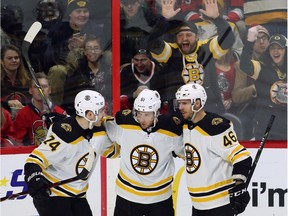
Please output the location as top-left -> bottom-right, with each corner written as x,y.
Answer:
1,0 -> 287,147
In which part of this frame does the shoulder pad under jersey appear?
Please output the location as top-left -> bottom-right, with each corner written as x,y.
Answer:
157,114 -> 182,136
115,109 -> 137,126
51,116 -> 85,143
196,112 -> 231,136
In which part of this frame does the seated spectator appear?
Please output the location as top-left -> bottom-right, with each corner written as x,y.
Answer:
120,0 -> 160,64
43,0 -> 107,71
1,44 -> 30,113
59,35 -> 112,116
13,72 -> 66,146
120,46 -> 164,110
232,25 -> 270,140
1,107 -> 16,147
239,27 -> 287,140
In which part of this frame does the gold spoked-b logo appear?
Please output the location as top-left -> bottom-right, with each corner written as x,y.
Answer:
130,145 -> 159,175
185,143 -> 201,174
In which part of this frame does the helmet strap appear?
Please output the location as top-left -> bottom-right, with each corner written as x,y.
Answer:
84,114 -> 98,129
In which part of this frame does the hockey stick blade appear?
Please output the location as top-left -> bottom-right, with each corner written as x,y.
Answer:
24,21 -> 42,43
0,146 -> 95,202
246,115 -> 275,187
21,22 -> 52,113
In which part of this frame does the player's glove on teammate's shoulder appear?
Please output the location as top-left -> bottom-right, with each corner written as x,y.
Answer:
229,183 -> 250,215
24,164 -> 51,199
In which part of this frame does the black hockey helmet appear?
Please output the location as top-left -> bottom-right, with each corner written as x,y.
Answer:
1,4 -> 24,32
35,0 -> 64,28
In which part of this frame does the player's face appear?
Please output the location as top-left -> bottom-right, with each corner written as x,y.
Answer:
1,49 -> 20,72
178,99 -> 193,120
69,8 -> 89,27
135,111 -> 155,129
269,44 -> 286,66
176,28 -> 197,55
84,39 -> 102,63
29,78 -> 51,101
132,54 -> 151,73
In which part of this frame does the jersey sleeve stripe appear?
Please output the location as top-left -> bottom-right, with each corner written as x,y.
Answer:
209,36 -> 228,59
150,42 -> 172,63
116,178 -> 171,197
26,149 -> 49,168
157,129 -> 179,137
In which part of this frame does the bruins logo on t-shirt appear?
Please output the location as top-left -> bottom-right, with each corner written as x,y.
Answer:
270,81 -> 287,105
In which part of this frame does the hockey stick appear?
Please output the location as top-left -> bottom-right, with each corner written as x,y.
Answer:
0,146 -> 95,202
21,21 -> 51,113
245,115 -> 275,187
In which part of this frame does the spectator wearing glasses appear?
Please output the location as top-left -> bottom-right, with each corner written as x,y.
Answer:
232,25 -> 270,140
13,72 -> 66,146
120,45 -> 163,110
239,26 -> 287,140
61,35 -> 112,115
44,0 -> 107,72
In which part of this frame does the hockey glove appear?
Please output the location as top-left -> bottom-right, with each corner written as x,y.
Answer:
42,112 -> 67,129
25,171 -> 51,199
229,183 -> 250,215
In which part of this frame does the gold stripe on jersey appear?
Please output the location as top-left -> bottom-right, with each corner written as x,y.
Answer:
194,126 -> 209,136
251,60 -> 261,80
189,179 -> 233,193
157,129 -> 179,137
188,179 -> 234,202
150,42 -> 172,63
227,145 -> 250,164
209,37 -> 227,60
116,169 -> 173,196
44,171 -> 89,197
93,131 -> 106,137
102,143 -> 120,158
50,184 -> 88,197
120,124 -> 142,130
26,149 -> 49,169
182,124 -> 209,136
233,151 -> 251,164
191,190 -> 228,203
227,145 -> 243,162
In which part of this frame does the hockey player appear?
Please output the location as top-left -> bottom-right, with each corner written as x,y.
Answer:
104,89 -> 184,216
175,83 -> 252,216
24,90 -> 118,216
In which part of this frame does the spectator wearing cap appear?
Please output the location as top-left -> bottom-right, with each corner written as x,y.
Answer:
232,25 -> 270,140
239,25 -> 287,140
44,0 -> 107,72
148,0 -> 235,116
120,46 -> 163,110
